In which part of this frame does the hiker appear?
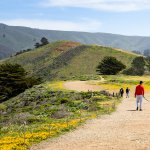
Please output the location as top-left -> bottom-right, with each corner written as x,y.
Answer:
126,87 -> 130,98
119,88 -> 124,97
135,81 -> 144,111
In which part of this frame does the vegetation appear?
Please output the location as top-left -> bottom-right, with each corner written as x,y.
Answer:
14,49 -> 32,56
0,63 -> 40,102
1,75 -> 150,150
146,56 -> 150,72
123,56 -> 146,75
12,37 -> 49,57
3,41 -> 81,80
0,81 -> 120,150
100,75 -> 150,92
2,41 -> 137,80
96,56 -> 126,75
1,23 -> 150,60
34,37 -> 49,48
1,31 -> 150,150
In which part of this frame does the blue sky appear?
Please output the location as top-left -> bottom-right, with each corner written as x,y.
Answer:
0,0 -> 150,36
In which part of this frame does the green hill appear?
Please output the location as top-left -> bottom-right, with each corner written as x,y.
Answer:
3,41 -> 138,81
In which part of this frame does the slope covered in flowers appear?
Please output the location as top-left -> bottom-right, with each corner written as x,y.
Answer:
0,81 -> 120,150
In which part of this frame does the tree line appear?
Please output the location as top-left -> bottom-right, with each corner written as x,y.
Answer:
97,56 -> 150,75
13,37 -> 49,56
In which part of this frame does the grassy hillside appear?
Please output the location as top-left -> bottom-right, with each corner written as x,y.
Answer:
0,81 -> 120,150
0,23 -> 149,59
55,45 -> 138,80
3,41 -> 138,81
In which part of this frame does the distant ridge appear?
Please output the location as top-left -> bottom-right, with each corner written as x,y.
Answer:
0,23 -> 150,59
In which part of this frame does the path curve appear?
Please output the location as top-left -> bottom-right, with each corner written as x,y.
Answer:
32,81 -> 150,150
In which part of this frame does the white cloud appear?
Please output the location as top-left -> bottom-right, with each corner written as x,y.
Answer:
0,19 -> 102,32
39,0 -> 150,12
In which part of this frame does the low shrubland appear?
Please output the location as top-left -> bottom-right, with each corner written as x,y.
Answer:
0,82 -> 120,150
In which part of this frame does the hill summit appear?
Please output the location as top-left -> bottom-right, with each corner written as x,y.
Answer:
4,41 -> 138,81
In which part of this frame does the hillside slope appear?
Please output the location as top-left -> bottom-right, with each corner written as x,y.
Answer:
3,41 -> 138,80
0,23 -> 150,59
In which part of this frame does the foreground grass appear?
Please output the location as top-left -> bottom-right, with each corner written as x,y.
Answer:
0,81 -> 120,150
0,118 -> 94,150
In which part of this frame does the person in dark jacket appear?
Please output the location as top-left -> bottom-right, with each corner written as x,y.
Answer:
126,87 -> 130,98
119,88 -> 124,97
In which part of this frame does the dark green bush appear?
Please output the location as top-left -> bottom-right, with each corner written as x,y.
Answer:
97,56 -> 126,75
0,63 -> 40,102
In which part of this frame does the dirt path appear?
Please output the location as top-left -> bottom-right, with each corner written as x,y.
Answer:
63,81 -> 103,91
32,81 -> 150,150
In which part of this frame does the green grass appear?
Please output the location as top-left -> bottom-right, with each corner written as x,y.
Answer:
2,41 -> 138,81
49,45 -> 137,80
99,75 -> 150,92
3,41 -> 80,80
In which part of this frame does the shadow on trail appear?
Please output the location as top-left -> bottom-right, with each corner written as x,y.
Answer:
126,110 -> 137,111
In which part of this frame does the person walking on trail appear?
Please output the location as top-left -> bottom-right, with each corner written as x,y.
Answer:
119,88 -> 124,97
135,81 -> 144,111
126,87 -> 130,98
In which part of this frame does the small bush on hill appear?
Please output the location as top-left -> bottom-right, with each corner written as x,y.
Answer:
14,49 -> 32,56
34,37 -> 49,48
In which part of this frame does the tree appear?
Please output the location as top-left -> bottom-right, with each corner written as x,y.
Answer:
41,37 -> 49,46
132,57 -> 145,75
123,57 -> 145,75
34,37 -> 49,48
0,63 -> 40,102
145,56 -> 150,72
97,56 -> 126,75
34,42 -> 41,48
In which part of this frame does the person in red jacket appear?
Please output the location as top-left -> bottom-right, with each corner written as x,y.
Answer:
135,81 -> 144,111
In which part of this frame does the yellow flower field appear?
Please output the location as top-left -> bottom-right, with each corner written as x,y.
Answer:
0,117 -> 98,150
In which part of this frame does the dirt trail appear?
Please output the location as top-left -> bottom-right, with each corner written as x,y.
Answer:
32,81 -> 150,150
63,81 -> 102,91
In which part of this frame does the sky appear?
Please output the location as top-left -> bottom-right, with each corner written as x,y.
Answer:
0,0 -> 150,36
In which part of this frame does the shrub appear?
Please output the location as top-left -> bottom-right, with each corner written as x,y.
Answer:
123,57 -> 145,75
0,104 -> 7,112
51,107 -> 71,119
9,112 -> 36,124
